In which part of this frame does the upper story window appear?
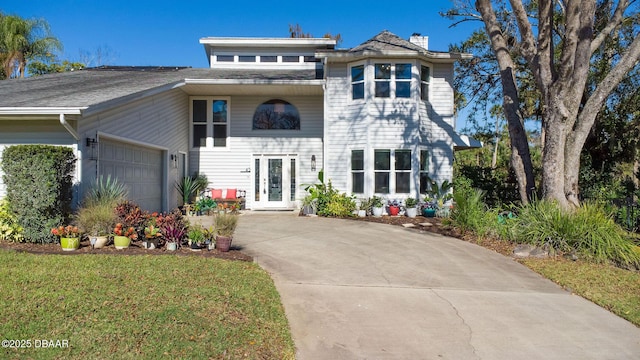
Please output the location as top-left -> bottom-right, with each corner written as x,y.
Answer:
351,65 -> 365,100
374,64 -> 391,98
238,55 -> 256,62
421,65 -> 430,101
216,55 -> 234,62
191,97 -> 229,149
260,55 -> 277,63
395,64 -> 412,98
282,55 -> 300,63
253,99 -> 300,130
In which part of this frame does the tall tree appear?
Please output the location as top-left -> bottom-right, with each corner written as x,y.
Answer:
452,0 -> 640,208
0,13 -> 61,79
288,23 -> 343,46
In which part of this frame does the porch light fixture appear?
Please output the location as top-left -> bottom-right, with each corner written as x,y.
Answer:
85,138 -> 98,160
170,154 -> 178,169
311,155 -> 316,171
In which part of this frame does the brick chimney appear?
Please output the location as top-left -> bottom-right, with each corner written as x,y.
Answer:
409,34 -> 428,50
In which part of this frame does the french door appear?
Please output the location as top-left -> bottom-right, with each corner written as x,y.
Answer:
253,155 -> 297,209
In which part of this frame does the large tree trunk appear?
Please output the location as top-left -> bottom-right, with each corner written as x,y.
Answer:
477,0 -> 536,203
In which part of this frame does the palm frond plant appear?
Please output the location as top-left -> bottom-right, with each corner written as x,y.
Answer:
85,175 -> 128,207
175,176 -> 200,206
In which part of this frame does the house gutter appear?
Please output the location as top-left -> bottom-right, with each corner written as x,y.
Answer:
59,113 -> 79,140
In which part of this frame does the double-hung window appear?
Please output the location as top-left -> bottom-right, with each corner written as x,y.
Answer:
374,150 -> 391,193
419,149 -> 430,193
421,65 -> 430,101
395,150 -> 411,193
374,64 -> 391,98
351,150 -> 364,194
395,64 -> 412,98
191,97 -> 229,149
351,65 -> 365,100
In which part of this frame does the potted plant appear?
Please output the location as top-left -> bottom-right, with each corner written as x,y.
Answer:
301,194 -> 317,215
51,225 -> 81,251
113,223 -> 137,249
357,198 -> 372,217
143,219 -> 162,249
371,196 -> 384,217
187,225 -> 206,251
195,197 -> 216,216
405,197 -> 418,218
388,200 -> 400,216
424,178 -> 453,218
214,212 -> 238,252
203,226 -> 216,250
175,176 -> 200,212
75,201 -> 116,249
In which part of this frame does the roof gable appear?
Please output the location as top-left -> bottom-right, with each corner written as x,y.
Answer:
349,30 -> 426,54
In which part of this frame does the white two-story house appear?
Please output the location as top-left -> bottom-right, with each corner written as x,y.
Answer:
0,30 -> 477,212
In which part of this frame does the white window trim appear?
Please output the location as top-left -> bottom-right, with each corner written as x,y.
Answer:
420,63 -> 431,102
349,61 -> 367,102
189,96 -> 231,151
368,60 -> 418,100
372,148 -> 415,195
350,149 -> 365,194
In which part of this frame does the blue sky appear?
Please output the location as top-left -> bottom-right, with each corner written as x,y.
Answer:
2,0 -> 480,68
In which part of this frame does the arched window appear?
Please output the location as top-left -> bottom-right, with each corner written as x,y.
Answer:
252,99 -> 300,130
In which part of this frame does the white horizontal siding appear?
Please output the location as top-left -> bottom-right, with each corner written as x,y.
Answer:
78,89 -> 189,210
324,60 -> 456,199
0,120 -> 79,199
190,95 -> 323,209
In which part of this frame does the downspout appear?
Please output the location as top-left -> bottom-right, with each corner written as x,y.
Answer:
59,113 -> 81,209
322,57 -> 327,179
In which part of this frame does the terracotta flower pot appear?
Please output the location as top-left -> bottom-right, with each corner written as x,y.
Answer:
216,235 -> 232,252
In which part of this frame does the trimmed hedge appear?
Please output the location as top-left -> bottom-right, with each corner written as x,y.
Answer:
1,145 -> 76,243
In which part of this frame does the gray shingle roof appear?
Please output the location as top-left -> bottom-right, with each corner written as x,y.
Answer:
349,30 -> 427,53
0,67 -> 320,108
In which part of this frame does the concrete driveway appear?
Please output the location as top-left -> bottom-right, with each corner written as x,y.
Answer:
234,212 -> 640,360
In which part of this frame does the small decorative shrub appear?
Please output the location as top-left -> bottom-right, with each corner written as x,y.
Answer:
115,201 -> 148,234
75,201 -> 117,236
215,212 -> 238,237
0,199 -> 23,242
450,187 -> 496,237
1,145 -> 75,243
509,200 -> 640,268
85,175 -> 128,207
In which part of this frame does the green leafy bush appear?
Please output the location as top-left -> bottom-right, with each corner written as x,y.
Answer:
0,199 -> 23,242
508,200 -> 640,268
1,145 -> 75,243
450,186 -> 496,237
302,170 -> 356,217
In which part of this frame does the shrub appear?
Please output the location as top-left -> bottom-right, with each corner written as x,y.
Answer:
0,199 -> 23,242
321,191 -> 357,217
1,145 -> 75,243
75,201 -> 117,236
509,200 -> 640,268
450,187 -> 496,237
85,175 -> 128,207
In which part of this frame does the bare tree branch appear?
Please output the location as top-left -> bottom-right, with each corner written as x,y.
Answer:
591,0 -> 631,53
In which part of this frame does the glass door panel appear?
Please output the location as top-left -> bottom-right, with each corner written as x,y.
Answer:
268,159 -> 283,202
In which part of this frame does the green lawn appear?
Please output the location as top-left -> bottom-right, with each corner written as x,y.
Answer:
0,250 -> 295,359
521,258 -> 640,327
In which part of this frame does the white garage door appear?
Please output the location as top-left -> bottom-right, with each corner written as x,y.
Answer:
99,140 -> 163,212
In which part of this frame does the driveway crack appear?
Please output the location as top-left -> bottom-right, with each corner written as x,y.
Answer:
432,289 -> 480,359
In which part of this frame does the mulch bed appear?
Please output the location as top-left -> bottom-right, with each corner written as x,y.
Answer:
1,214 -> 516,262
0,238 -> 253,262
